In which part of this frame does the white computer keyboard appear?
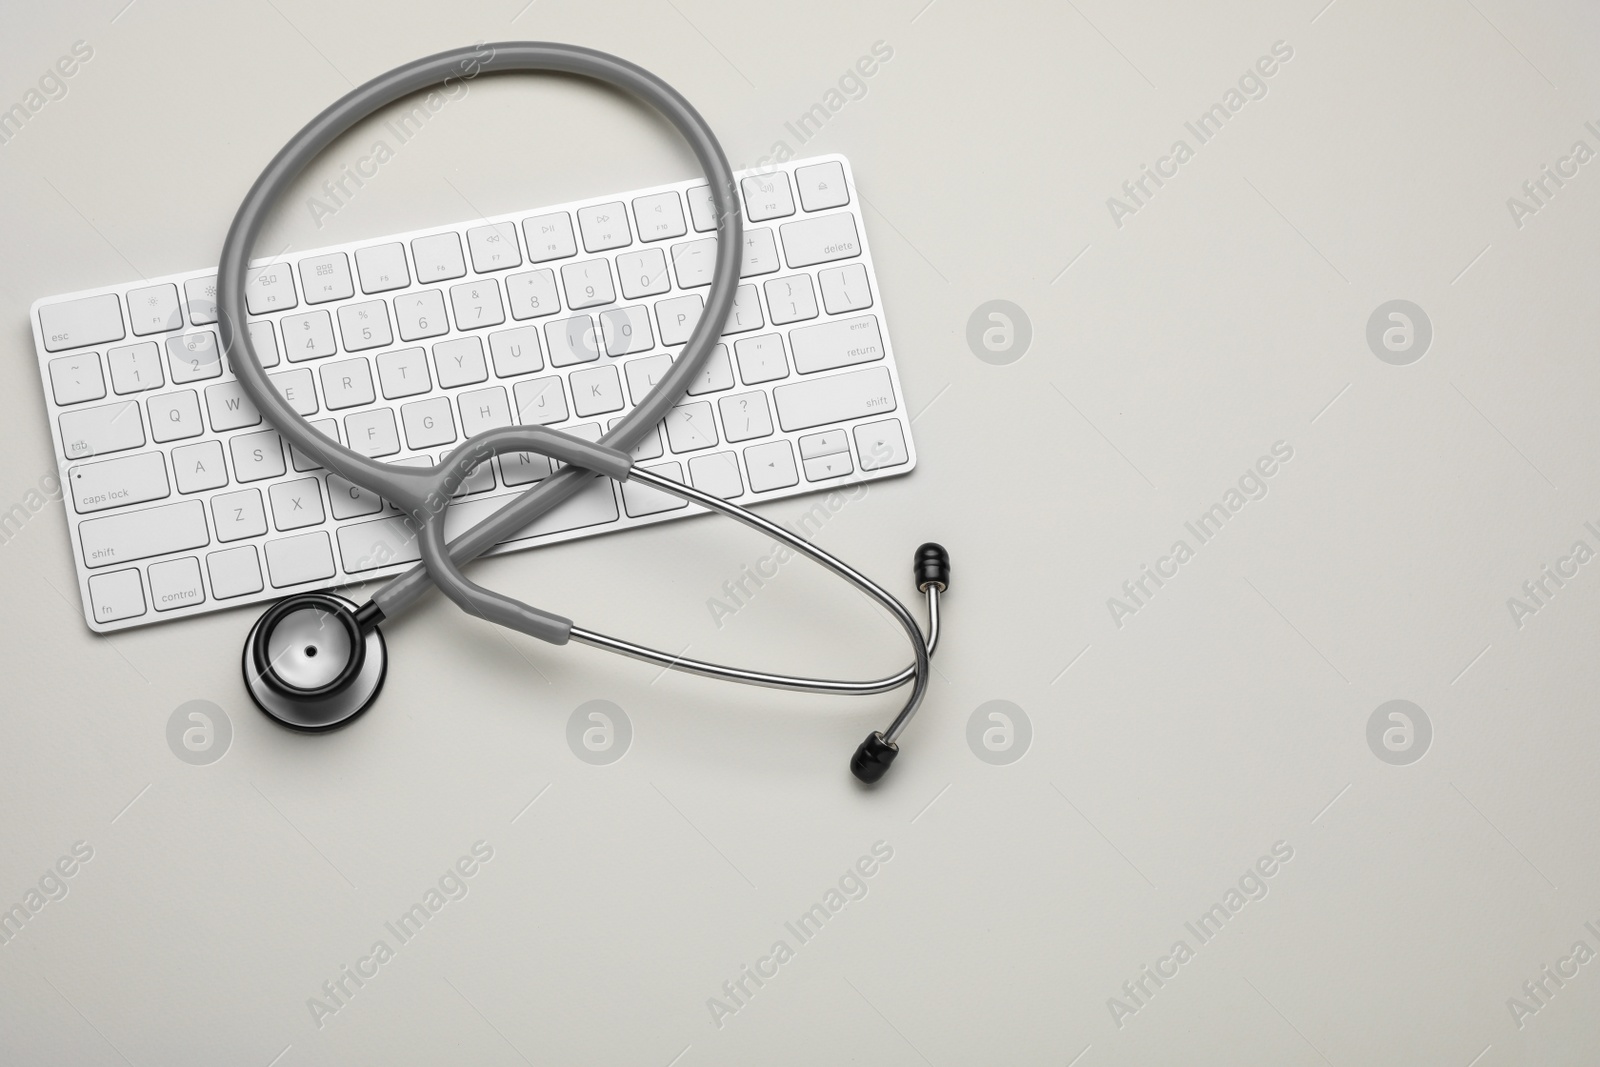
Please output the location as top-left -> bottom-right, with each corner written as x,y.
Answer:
29,154 -> 916,633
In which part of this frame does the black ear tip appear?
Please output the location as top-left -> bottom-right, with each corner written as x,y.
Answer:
913,542 -> 950,592
851,731 -> 899,784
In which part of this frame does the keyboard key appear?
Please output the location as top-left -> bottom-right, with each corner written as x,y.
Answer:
412,232 -> 467,283
281,311 -> 336,362
458,386 -> 513,437
796,161 -> 849,211
560,259 -> 615,310
401,396 -> 456,449
207,545 -> 263,599
230,430 -> 285,482
49,352 -> 106,405
69,451 -> 169,514
127,283 -> 182,336
245,263 -> 298,315
656,294 -> 703,345
617,248 -> 671,299
204,381 -> 262,431
433,336 -> 488,388
337,300 -> 393,351
289,419 -> 339,472
345,408 -> 401,457
774,365 -> 895,432
522,212 -> 577,262
505,268 -> 560,319
355,242 -> 410,293
171,440 -> 228,494
326,474 -> 383,520
689,451 -> 743,499
246,320 -> 281,368
376,347 -> 431,399
818,263 -> 873,314
442,450 -> 495,495
450,278 -> 506,330
622,461 -> 686,517
87,568 -> 145,623
299,253 -> 354,304
269,477 -> 326,530
149,555 -> 205,611
394,290 -> 449,341
779,212 -> 862,268
570,365 -> 623,417
269,368 -> 319,415
717,391 -> 774,442
501,450 -> 553,486
600,306 -> 652,356
664,401 -> 717,453
765,274 -> 818,325
265,530 -> 336,587
488,326 -> 543,377
319,357 -> 376,410
39,293 -> 124,352
183,277 -> 218,325
790,314 -> 883,374
734,334 -> 788,385
799,430 -> 849,460
108,342 -> 163,394
445,478 -> 617,540
686,344 -> 735,396
686,185 -> 716,231
149,390 -> 203,443
80,498 -> 208,568
624,353 -> 672,404
577,202 -> 631,251
60,400 -> 144,459
803,451 -> 853,481
512,376 -> 568,425
338,515 -> 419,572
723,285 -> 763,335
165,331 -> 221,383
468,223 -> 522,272
632,192 -> 687,241
741,228 -> 780,276
744,439 -> 798,492
854,418 -> 909,470
742,173 -> 795,221
610,419 -> 663,461
670,238 -> 715,288
545,315 -> 600,367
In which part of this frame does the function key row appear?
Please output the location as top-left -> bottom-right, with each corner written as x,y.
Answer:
37,162 -> 855,353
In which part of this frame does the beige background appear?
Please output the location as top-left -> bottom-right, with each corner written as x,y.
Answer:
2,0 -> 1599,1063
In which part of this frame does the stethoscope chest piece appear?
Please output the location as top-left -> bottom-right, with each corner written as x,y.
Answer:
243,593 -> 386,731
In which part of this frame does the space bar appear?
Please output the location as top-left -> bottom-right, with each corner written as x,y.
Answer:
773,365 -> 897,432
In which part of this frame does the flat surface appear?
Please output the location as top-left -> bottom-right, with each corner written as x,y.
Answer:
1,1 -> 1597,1064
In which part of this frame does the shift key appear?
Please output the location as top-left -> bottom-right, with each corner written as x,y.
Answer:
80,499 -> 209,568
773,365 -> 897,432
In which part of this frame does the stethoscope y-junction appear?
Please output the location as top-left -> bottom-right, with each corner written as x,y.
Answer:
219,42 -> 950,784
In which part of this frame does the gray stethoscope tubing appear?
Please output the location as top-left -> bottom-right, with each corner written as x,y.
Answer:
219,42 -> 947,783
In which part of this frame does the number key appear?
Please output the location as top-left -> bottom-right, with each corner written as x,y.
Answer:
394,290 -> 448,341
449,279 -> 506,330
560,259 -> 616,310
336,300 -> 393,351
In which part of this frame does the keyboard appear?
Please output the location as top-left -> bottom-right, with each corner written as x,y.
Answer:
29,154 -> 917,633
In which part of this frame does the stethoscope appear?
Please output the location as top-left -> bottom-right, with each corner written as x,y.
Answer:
217,42 -> 950,784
